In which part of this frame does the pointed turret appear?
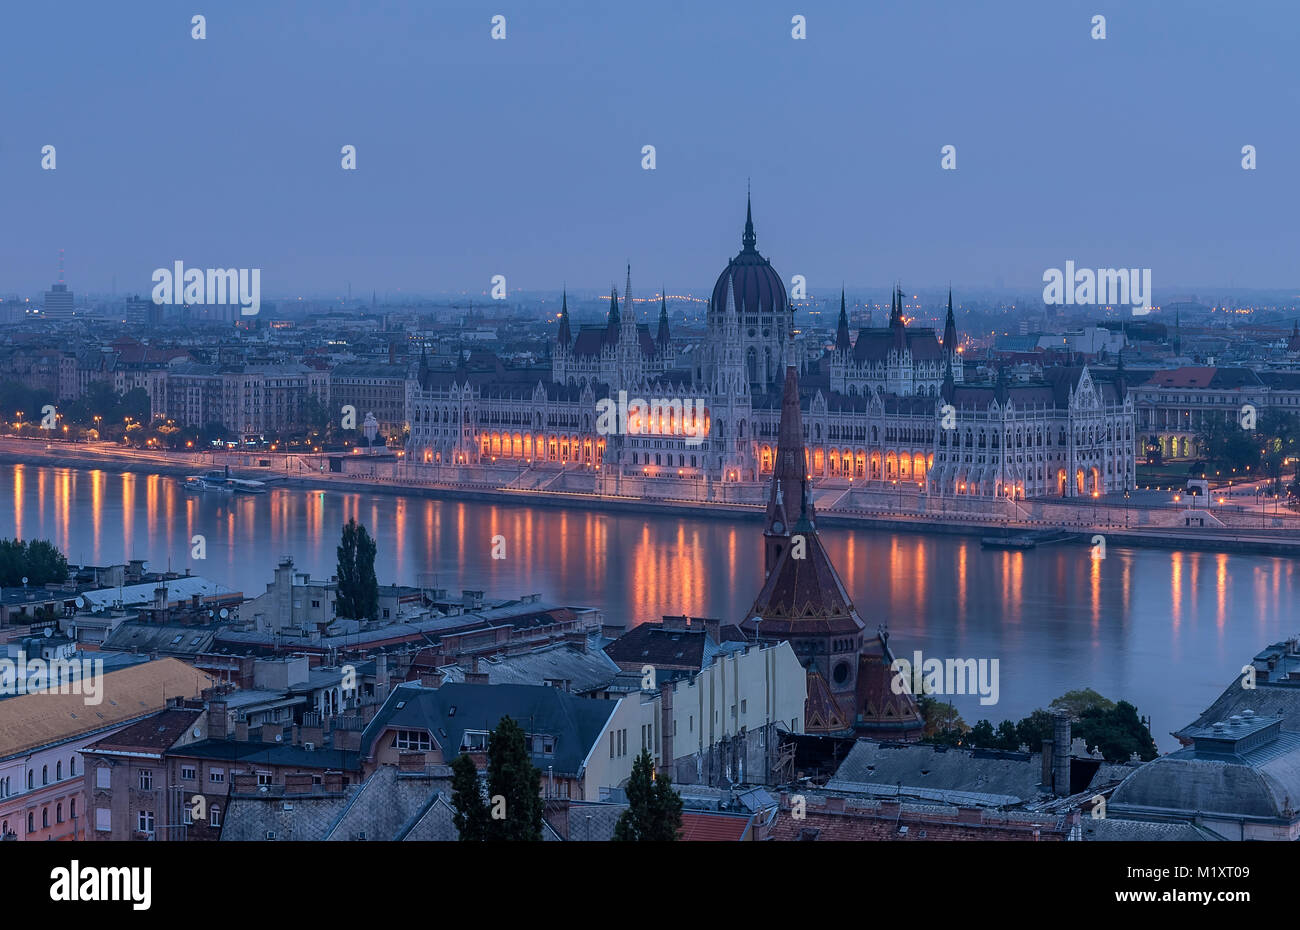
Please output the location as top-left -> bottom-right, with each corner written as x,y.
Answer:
742,190 -> 757,252
557,288 -> 572,347
763,363 -> 809,573
835,287 -> 852,352
891,284 -> 907,352
943,287 -> 958,353
941,353 -> 955,404
606,286 -> 620,338
656,290 -> 670,348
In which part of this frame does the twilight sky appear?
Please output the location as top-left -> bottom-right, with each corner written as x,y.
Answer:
2,0 -> 1297,298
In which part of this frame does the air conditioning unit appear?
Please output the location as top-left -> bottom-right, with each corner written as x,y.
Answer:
303,742 -> 315,751
265,831 -> 276,840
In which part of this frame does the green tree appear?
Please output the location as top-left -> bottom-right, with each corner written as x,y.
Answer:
485,715 -> 544,841
335,518 -> 378,620
614,749 -> 683,842
0,538 -> 69,587
968,719 -> 996,748
994,719 -> 1020,750
449,753 -> 491,841
1074,700 -> 1158,763
916,694 -> 969,745
1049,688 -> 1114,720
1015,709 -> 1057,752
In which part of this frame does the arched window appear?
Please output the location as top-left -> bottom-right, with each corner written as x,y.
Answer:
56,761 -> 62,781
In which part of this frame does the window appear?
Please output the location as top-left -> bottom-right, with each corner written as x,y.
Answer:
741,700 -> 747,714
42,765 -> 48,785
181,766 -> 197,781
209,768 -> 225,784
138,810 -> 155,834
609,732 -> 615,758
42,808 -> 49,828
458,730 -> 487,752
70,799 -> 75,818
395,729 -> 432,751
56,803 -> 63,823
95,766 -> 111,789
257,772 -> 273,787
138,770 -> 153,790
27,813 -> 34,834
56,761 -> 62,780
210,805 -> 221,828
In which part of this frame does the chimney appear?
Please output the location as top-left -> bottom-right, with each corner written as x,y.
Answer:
208,700 -> 229,740
702,618 -> 721,642
397,751 -> 426,773
234,720 -> 250,742
191,593 -> 201,611
465,655 -> 489,685
1052,714 -> 1071,796
284,773 -> 313,794
659,681 -> 674,768
375,654 -> 390,702
662,615 -> 688,632
1041,738 -> 1054,786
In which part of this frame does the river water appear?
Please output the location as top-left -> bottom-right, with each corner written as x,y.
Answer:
3,463 -> 1294,751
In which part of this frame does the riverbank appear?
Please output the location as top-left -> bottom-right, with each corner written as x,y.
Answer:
1,437 -> 1297,557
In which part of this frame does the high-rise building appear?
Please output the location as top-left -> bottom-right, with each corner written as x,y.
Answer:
43,251 -> 75,320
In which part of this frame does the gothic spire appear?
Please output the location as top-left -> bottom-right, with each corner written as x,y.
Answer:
742,191 -> 756,252
606,285 -> 620,337
763,362 -> 810,573
557,287 -> 572,347
835,287 -> 851,352
943,286 -> 958,354
657,289 -> 670,347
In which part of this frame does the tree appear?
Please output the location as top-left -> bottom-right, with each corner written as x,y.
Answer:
994,719 -> 1020,750
0,538 -> 69,587
485,716 -> 543,841
1015,709 -> 1057,752
917,694 -> 969,745
968,719 -> 996,748
1074,700 -> 1157,763
1049,688 -> 1114,720
335,518 -> 378,620
614,749 -> 683,842
450,753 -> 491,842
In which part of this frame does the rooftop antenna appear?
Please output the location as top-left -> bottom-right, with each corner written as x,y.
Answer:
58,248 -> 65,284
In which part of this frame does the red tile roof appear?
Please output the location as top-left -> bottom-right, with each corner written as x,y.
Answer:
678,811 -> 752,842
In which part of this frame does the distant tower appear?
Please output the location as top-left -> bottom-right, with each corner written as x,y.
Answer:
42,249 -> 74,320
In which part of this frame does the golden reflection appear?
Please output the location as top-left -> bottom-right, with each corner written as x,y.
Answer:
956,542 -> 967,627
1089,551 -> 1101,627
1216,553 -> 1228,630
1171,552 -> 1183,628
121,473 -> 135,554
12,465 -> 23,539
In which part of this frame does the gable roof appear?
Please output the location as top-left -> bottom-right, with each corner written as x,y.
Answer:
360,682 -> 618,778
0,657 -> 214,760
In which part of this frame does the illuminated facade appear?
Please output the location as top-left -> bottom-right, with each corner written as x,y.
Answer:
404,198 -> 1135,499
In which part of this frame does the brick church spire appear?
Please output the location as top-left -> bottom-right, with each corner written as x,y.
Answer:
763,362 -> 809,574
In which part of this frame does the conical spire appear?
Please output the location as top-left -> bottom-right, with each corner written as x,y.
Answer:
943,286 -> 957,353
835,287 -> 852,352
657,289 -> 670,347
557,287 -> 572,346
742,191 -> 756,252
606,285 -> 620,336
623,264 -> 634,325
764,363 -> 810,572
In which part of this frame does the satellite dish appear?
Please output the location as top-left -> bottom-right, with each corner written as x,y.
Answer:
219,608 -> 229,619
208,609 -> 215,618
20,577 -> 27,585
274,734 -> 283,743
192,728 -> 201,738
43,627 -> 52,637
74,596 -> 85,608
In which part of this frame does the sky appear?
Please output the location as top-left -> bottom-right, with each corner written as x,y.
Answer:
2,0 -> 1298,299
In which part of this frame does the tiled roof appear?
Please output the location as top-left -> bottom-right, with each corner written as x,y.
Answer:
84,708 -> 202,755
0,657 -> 214,760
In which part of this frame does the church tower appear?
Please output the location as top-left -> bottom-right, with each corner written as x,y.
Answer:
741,360 -> 923,740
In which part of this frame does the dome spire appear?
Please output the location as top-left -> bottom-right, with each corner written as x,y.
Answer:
742,185 -> 756,251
